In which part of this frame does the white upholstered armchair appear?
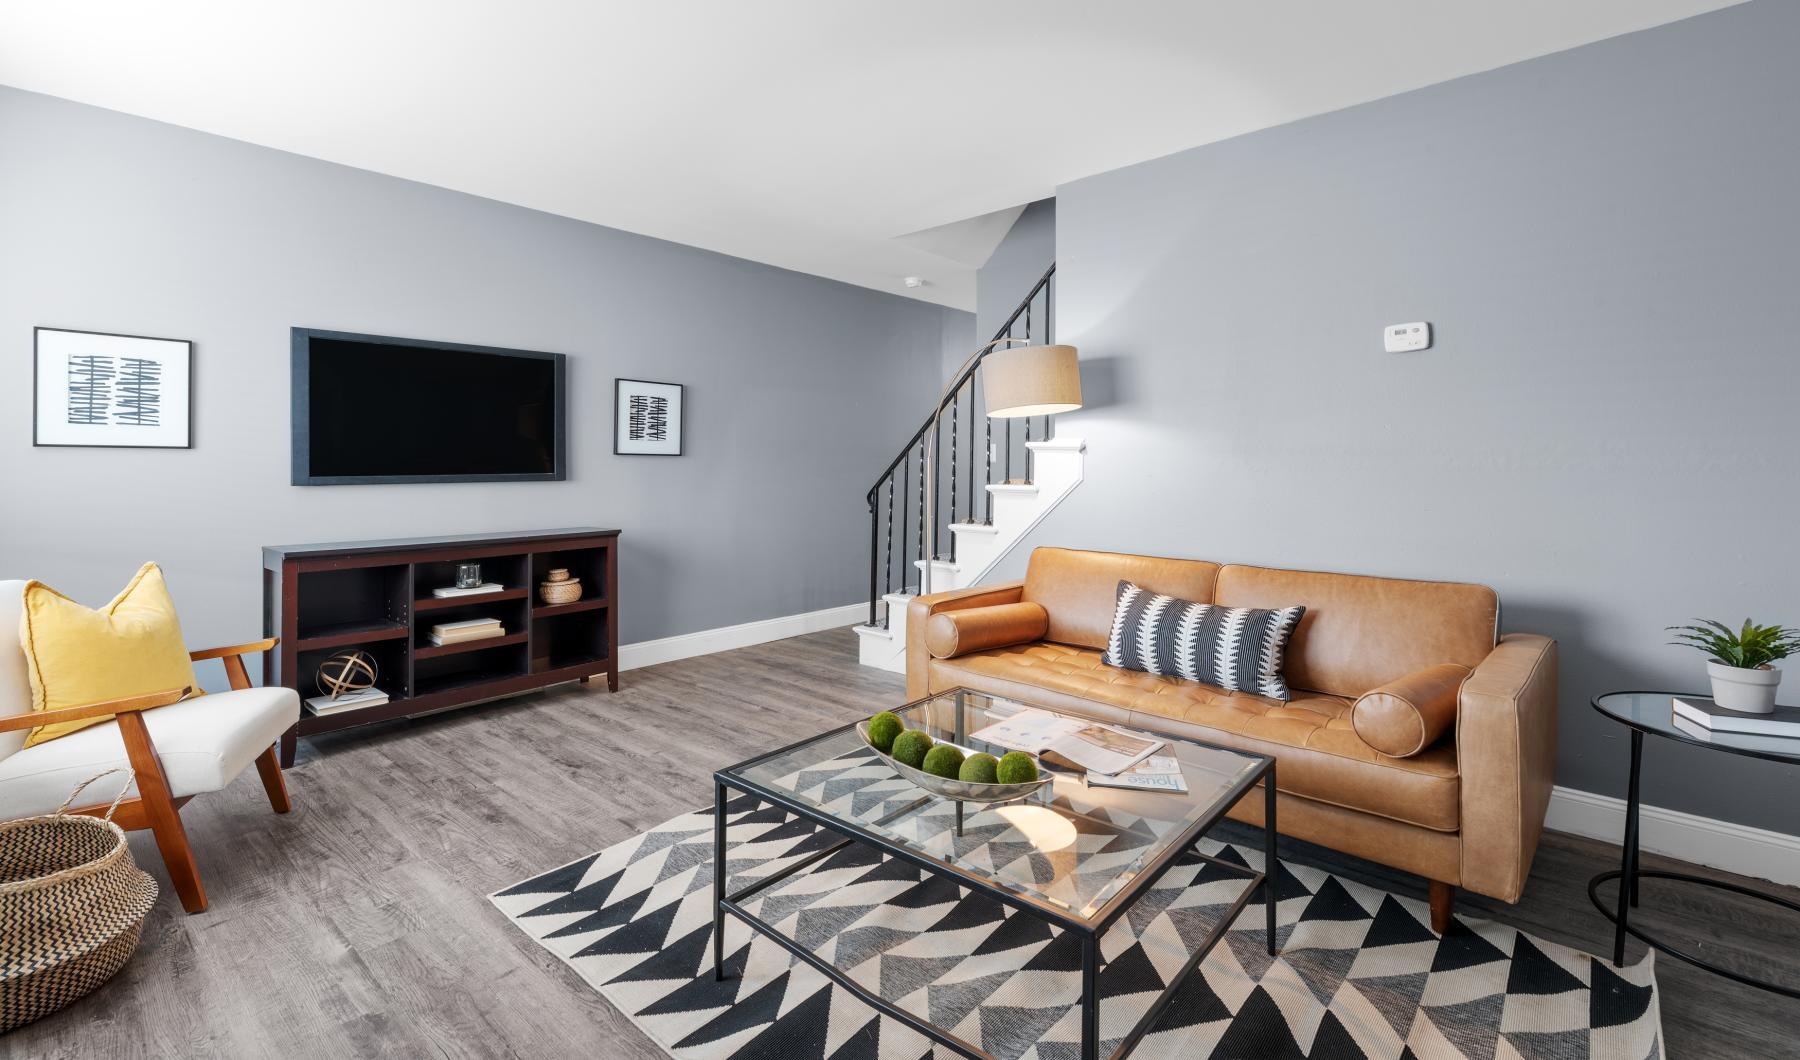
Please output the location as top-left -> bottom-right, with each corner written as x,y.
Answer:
0,580 -> 301,913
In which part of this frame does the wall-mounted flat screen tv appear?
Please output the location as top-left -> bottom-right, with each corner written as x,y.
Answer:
292,328 -> 566,485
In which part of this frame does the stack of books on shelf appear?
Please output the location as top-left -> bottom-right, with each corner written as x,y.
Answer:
305,686 -> 389,716
1672,696 -> 1800,741
432,583 -> 505,598
429,617 -> 506,646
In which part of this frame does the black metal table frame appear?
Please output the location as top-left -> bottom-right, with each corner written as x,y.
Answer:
1587,691 -> 1800,1000
712,697 -> 1278,1060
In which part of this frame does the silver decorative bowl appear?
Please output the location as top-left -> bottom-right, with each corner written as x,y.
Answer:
855,721 -> 1051,805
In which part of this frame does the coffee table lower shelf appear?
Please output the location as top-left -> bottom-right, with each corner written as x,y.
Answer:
709,771 -> 1278,1060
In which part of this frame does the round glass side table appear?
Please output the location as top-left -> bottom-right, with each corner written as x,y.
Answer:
1588,691 -> 1800,999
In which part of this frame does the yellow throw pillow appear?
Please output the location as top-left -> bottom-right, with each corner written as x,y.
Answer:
19,563 -> 200,748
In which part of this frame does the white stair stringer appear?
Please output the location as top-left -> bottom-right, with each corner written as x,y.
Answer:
856,437 -> 1084,672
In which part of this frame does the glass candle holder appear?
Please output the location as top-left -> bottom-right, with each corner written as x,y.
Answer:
455,562 -> 483,589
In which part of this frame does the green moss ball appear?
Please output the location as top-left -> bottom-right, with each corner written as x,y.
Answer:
958,752 -> 1000,784
921,744 -> 965,779
866,711 -> 904,753
890,729 -> 934,769
996,751 -> 1039,784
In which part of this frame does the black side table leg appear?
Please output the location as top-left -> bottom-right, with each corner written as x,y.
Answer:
1612,730 -> 1643,967
714,779 -> 729,981
1080,932 -> 1100,1060
1265,764 -> 1279,956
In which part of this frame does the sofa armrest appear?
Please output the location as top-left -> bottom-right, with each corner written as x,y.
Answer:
905,581 -> 1025,698
1457,633 -> 1558,902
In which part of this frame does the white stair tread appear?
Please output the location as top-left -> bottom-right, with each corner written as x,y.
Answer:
913,558 -> 959,572
853,623 -> 894,640
986,483 -> 1038,495
1026,437 -> 1085,452
949,522 -> 997,535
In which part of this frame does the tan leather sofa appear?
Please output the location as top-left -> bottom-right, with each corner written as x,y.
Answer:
907,547 -> 1557,933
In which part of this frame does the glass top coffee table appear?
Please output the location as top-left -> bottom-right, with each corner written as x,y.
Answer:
712,687 -> 1277,1060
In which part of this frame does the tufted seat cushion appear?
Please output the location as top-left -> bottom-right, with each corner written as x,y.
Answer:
930,641 -> 1460,832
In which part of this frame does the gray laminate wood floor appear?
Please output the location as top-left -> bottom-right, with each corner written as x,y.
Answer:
9,629 -> 1797,1058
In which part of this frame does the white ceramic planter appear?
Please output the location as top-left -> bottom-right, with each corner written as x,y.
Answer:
1707,661 -> 1781,714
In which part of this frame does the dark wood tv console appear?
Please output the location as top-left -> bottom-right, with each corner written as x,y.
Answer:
262,528 -> 619,766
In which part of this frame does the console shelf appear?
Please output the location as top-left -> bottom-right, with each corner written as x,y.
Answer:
263,527 -> 619,766
294,619 -> 410,651
533,597 -> 607,618
413,630 -> 529,661
413,587 -> 530,612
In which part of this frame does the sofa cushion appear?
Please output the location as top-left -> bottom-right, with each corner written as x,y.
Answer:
0,686 -> 298,818
1353,663 -> 1470,757
930,641 -> 1460,832
925,602 -> 1048,659
1214,564 -> 1497,698
1100,580 -> 1305,700
1022,547 -> 1221,651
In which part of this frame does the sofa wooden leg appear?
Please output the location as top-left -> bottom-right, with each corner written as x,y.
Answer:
255,745 -> 292,813
118,712 -> 208,914
1429,880 -> 1454,934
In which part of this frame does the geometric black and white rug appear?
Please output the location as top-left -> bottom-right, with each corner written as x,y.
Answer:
493,786 -> 1662,1059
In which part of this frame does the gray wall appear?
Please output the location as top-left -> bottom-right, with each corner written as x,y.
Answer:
998,1 -> 1800,834
976,198 -> 1056,345
0,86 -> 969,661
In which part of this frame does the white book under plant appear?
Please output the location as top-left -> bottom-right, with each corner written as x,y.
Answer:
1671,696 -> 1800,738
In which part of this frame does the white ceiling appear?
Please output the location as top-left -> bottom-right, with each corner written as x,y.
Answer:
0,1 -> 1740,310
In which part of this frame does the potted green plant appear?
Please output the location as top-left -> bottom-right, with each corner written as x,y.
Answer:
1667,618 -> 1800,714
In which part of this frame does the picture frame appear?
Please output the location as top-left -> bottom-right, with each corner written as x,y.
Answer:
613,378 -> 684,456
33,326 -> 194,449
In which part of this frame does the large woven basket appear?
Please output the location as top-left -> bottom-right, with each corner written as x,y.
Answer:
0,770 -> 158,1033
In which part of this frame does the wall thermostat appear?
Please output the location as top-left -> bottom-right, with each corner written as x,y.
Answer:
1384,322 -> 1431,352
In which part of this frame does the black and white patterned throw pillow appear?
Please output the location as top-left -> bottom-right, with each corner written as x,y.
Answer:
1101,580 -> 1306,700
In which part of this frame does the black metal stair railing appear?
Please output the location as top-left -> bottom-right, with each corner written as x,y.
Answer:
865,263 -> 1056,629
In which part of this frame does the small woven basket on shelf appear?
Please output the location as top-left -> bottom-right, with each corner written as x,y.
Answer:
538,568 -> 582,605
0,770 -> 158,1033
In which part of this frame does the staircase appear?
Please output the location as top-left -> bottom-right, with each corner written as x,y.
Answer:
855,264 -> 1083,672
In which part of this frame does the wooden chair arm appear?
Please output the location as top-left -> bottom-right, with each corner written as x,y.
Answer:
0,687 -> 191,735
188,637 -> 279,662
189,637 -> 278,691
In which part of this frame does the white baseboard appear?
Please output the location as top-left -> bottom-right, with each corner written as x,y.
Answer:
1546,785 -> 1800,888
617,603 -> 866,673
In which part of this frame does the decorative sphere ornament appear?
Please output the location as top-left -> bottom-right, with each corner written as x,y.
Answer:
316,649 -> 379,700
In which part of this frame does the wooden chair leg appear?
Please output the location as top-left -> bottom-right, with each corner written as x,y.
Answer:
254,745 -> 291,813
118,712 -> 208,914
1429,879 -> 1455,935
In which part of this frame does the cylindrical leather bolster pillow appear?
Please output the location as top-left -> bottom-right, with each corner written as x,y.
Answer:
1352,663 -> 1471,757
925,602 -> 1049,660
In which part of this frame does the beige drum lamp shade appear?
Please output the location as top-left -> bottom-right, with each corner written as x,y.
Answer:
982,344 -> 1083,418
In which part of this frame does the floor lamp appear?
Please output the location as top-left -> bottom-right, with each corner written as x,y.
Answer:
920,341 -> 1082,597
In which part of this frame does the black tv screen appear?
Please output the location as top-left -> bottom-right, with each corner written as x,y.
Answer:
292,329 -> 565,485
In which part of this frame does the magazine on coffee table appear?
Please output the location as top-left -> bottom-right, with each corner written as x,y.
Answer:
1084,755 -> 1189,793
971,709 -> 1163,776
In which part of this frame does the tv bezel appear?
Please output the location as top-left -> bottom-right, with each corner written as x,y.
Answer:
290,327 -> 568,486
